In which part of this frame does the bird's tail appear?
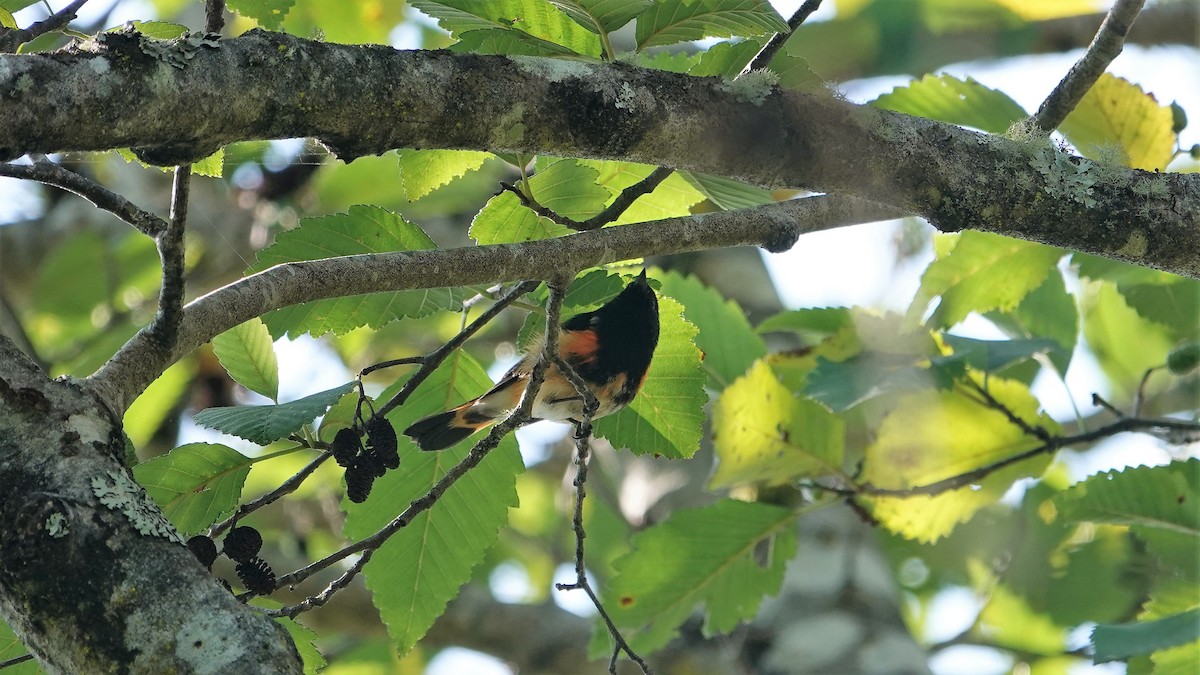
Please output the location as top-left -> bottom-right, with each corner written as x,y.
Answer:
403,402 -> 496,452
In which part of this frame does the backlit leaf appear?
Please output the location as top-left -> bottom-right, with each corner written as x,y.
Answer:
227,0 -> 295,30
635,0 -> 789,50
211,318 -> 279,402
1056,459 -> 1200,535
658,271 -> 764,387
410,0 -> 601,57
1060,73 -> 1177,171
550,0 -> 650,34
871,73 -> 1026,133
134,443 -> 252,535
396,149 -> 492,201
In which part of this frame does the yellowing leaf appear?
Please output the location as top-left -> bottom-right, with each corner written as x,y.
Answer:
396,149 -> 492,201
711,360 -> 843,488
861,377 -> 1059,542
1061,73 -> 1177,171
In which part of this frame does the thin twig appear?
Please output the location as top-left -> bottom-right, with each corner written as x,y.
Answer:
858,416 -> 1200,497
0,654 -> 33,670
0,0 -> 89,53
0,158 -> 167,237
542,277 -> 652,674
208,452 -> 330,539
1091,393 -> 1124,418
0,287 -> 47,371
747,0 -> 823,72
204,0 -> 226,34
1132,365 -> 1161,418
961,378 -> 1052,442
147,165 -> 189,349
1027,0 -> 1147,133
501,166 -> 673,232
264,283 -> 555,615
373,280 -> 540,418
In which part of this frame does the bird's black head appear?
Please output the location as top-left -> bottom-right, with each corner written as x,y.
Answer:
561,270 -> 660,381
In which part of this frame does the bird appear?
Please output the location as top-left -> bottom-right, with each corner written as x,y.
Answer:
404,270 -> 660,451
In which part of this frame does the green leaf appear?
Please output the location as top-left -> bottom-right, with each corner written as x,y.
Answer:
450,27 -> 590,56
710,360 -> 843,488
689,39 -> 762,77
211,318 -> 279,402
530,159 -> 612,221
124,359 -> 196,448
658,271 -> 764,387
593,296 -> 706,458
470,190 -> 573,244
870,74 -> 1026,133
906,232 -> 1064,330
410,0 -> 601,57
0,617 -> 36,675
634,0 -> 789,51
250,205 -> 461,338
1060,73 -> 1177,171
987,268 -> 1078,374
0,8 -> 15,29
192,382 -> 355,445
550,0 -> 650,34
600,499 -> 796,654
275,618 -> 326,675
1083,281 -> 1175,399
1093,609 -> 1200,663
862,378 -> 1059,542
1056,459 -> 1200,535
936,335 -> 1063,374
1121,280 -> 1200,338
677,171 -> 774,211
227,0 -> 296,29
191,147 -> 224,178
396,149 -> 493,201
766,47 -> 822,93
805,352 -> 934,412
756,307 -> 852,337
133,443 -> 251,535
122,21 -> 189,39
343,351 -> 523,654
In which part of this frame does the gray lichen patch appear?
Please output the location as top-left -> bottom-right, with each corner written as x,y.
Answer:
719,70 -> 780,107
175,611 -> 249,675
91,470 -> 183,544
45,512 -> 69,538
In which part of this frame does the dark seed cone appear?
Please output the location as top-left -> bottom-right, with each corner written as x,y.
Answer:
223,526 -> 263,563
345,465 -> 374,504
331,427 -> 363,467
357,448 -> 387,478
365,417 -> 399,470
236,556 -> 276,595
186,535 -> 218,570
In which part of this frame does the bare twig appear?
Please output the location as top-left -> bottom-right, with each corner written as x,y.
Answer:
542,278 -> 652,674
147,165 -> 189,349
0,0 -> 89,53
1091,393 -> 1124,418
204,0 -> 226,34
0,158 -> 167,237
264,283 -> 555,616
1027,0 -> 1147,133
961,378 -> 1052,442
0,654 -> 33,670
859,416 -> 1200,497
373,280 -> 541,418
209,451 -> 330,539
1132,365 -> 1162,418
747,0 -> 823,72
501,166 -> 673,232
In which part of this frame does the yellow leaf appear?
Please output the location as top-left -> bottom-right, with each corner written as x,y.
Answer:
861,377 -> 1059,542
1061,73 -> 1177,171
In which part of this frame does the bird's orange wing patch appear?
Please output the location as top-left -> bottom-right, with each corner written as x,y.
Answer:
560,328 -> 599,365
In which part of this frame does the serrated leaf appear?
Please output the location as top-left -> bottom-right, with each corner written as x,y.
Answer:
1056,459 -> 1200,535
710,360 -> 843,488
861,378 -> 1059,542
1092,609 -> 1200,663
410,0 -> 601,57
1121,280 -> 1200,338
593,296 -> 706,458
906,232 -> 1064,330
192,383 -> 355,445
678,171 -> 773,211
227,0 -> 295,29
470,190 -> 573,244
1060,73 -> 1177,171
550,0 -> 650,34
192,147 -> 224,178
343,351 -> 522,654
635,0 -> 789,51
133,443 -> 251,535
396,149 -> 492,201
531,159 -> 612,221
600,499 -> 796,654
1083,282 -> 1175,399
658,271 -> 763,387
250,205 -> 460,338
211,318 -> 279,402
275,618 -> 326,675
871,74 -> 1026,133
988,268 -> 1078,374
450,27 -> 589,56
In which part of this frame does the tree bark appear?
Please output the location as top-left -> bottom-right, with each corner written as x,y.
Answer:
0,29 -> 1196,279
0,334 -> 302,673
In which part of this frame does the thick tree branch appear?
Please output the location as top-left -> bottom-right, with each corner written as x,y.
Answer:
1027,0 -> 1147,133
86,196 -> 897,415
1,31 -> 1194,277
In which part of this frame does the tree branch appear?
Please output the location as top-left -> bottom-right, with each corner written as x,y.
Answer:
0,0 -> 89,53
86,195 -> 898,415
0,157 -> 168,237
147,165 -> 189,349
1027,0 -> 1147,133
2,32 -> 1194,277
747,0 -> 823,72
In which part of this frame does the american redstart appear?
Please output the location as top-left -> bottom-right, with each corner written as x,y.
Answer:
404,270 -> 660,451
